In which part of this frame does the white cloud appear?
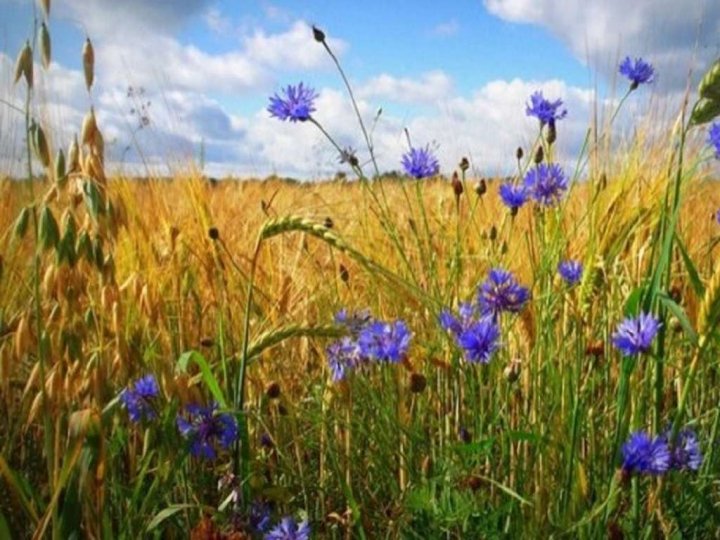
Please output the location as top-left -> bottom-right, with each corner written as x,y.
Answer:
483,0 -> 720,90
358,71 -> 454,105
431,20 -> 460,37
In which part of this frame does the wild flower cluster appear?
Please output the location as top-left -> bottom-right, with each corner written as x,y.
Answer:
622,428 -> 702,475
326,309 -> 413,381
120,374 -> 238,460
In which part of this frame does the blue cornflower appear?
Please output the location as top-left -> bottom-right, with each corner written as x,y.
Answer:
402,145 -> 440,179
439,302 -> 476,336
526,91 -> 567,126
176,403 -> 238,460
558,260 -> 583,286
250,501 -> 272,534
622,431 -> 671,475
478,268 -> 530,316
457,317 -> 501,364
619,57 -> 655,89
326,336 -> 361,382
524,163 -> 568,207
267,83 -> 318,122
120,374 -> 159,422
612,312 -> 661,356
357,320 -> 412,363
715,209 -> 720,225
708,122 -> 720,159
670,429 -> 703,471
334,308 -> 373,335
499,182 -> 528,211
265,516 -> 310,540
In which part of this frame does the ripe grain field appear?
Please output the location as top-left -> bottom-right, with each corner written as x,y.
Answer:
4,3 -> 720,539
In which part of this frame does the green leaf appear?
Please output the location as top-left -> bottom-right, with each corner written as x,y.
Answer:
624,286 -> 646,317
176,350 -> 227,408
675,233 -> 704,298
657,292 -> 698,345
146,504 -> 197,532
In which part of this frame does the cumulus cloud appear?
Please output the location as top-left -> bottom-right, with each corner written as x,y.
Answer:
483,0 -> 720,90
358,71 -> 454,105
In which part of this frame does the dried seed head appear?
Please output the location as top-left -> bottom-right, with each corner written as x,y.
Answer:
516,147 -> 524,160
503,358 -> 521,383
409,372 -> 427,393
339,263 -> 349,283
474,178 -> 487,197
534,145 -> 544,164
39,23 -> 51,69
312,25 -> 326,43
68,135 -> 79,173
459,157 -> 469,171
266,381 -> 281,399
31,121 -> 50,169
81,108 -> 97,146
208,227 -> 219,240
489,225 -> 497,241
669,285 -> 682,304
324,217 -> 334,228
14,41 -> 33,88
82,38 -> 94,91
451,171 -> 463,198
585,339 -> 604,358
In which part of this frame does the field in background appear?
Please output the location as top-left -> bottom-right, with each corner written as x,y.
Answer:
3,158 -> 720,536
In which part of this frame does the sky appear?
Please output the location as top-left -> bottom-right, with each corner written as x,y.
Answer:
0,0 -> 719,179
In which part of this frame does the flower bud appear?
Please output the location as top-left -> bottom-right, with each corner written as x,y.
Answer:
324,217 -> 334,228
208,227 -> 219,240
474,178 -> 487,197
534,145 -> 544,164
312,25 -> 326,43
546,120 -> 557,145
516,147 -> 524,160
451,171 -> 463,198
459,157 -> 469,171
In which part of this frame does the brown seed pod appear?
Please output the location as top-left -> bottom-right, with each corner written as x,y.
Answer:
266,381 -> 281,399
409,372 -> 427,393
82,38 -> 94,91
39,22 -> 51,69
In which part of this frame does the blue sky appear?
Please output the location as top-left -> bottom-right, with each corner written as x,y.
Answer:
1,0 -> 719,178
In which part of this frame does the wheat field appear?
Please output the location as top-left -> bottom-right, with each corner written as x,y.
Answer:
4,3 -> 720,539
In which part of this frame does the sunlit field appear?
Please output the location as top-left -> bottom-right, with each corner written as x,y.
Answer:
4,3 -> 720,539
